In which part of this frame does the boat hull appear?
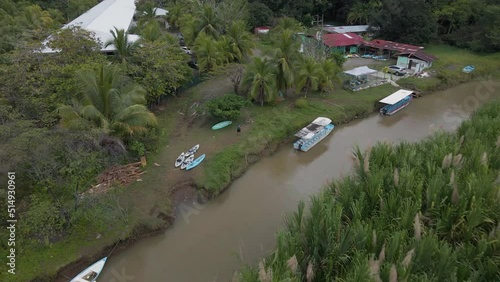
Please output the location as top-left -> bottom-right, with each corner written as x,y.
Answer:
70,257 -> 107,282
293,124 -> 335,152
186,154 -> 206,170
380,96 -> 412,116
212,121 -> 232,130
462,65 -> 475,73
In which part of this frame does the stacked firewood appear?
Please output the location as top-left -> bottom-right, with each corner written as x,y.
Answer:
84,159 -> 146,196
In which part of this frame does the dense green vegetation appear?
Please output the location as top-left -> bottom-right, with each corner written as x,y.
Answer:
249,0 -> 500,52
0,0 -> 498,280
240,100 -> 500,281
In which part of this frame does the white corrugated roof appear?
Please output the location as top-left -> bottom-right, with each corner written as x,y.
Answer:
323,25 -> 369,34
312,117 -> 332,126
154,8 -> 168,16
343,66 -> 378,76
42,0 -> 139,53
379,89 -> 414,105
295,117 -> 332,139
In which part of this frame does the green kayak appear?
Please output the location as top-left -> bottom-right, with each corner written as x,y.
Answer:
212,121 -> 232,130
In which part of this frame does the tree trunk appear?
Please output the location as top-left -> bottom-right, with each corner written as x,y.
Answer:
260,87 -> 264,106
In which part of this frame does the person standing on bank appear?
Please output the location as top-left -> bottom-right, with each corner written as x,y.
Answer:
237,124 -> 241,133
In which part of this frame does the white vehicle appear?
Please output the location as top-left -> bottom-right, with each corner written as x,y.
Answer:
386,65 -> 407,76
181,47 -> 193,55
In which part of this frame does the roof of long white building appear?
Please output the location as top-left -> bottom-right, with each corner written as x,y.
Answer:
42,0 -> 140,53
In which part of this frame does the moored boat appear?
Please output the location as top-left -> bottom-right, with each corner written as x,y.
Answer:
70,257 -> 107,282
184,144 -> 199,157
293,117 -> 335,152
181,155 -> 194,170
462,65 -> 475,73
174,152 -> 185,167
379,89 -> 414,116
186,154 -> 206,170
212,121 -> 232,130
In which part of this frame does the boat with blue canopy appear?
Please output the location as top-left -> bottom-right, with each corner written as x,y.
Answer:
379,89 -> 414,116
462,65 -> 475,73
293,117 -> 335,152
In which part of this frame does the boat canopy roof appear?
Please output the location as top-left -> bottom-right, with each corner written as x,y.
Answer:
294,117 -> 332,139
379,89 -> 414,105
343,66 -> 377,77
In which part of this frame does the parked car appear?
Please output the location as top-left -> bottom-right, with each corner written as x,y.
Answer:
386,65 -> 407,76
179,38 -> 186,46
187,61 -> 199,70
181,46 -> 193,55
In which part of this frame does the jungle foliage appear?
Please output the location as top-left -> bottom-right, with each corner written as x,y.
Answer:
249,0 -> 500,52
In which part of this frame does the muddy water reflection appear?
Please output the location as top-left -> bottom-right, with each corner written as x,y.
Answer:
100,80 -> 499,282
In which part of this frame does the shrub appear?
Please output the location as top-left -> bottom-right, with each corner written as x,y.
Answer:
294,97 -> 308,108
205,94 -> 250,121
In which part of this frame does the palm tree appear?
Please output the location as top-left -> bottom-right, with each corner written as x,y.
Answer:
347,0 -> 381,24
243,58 -> 276,106
194,4 -> 222,39
136,0 -> 157,28
217,36 -> 236,64
105,27 -> 139,63
139,20 -> 162,42
273,17 -> 304,33
194,33 -> 223,72
58,64 -> 157,137
166,3 -> 183,30
296,56 -> 322,97
226,20 -> 255,62
20,5 -> 54,40
318,59 -> 341,92
272,29 -> 300,97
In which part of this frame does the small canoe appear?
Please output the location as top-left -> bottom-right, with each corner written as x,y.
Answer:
212,121 -> 232,130
174,152 -> 185,167
70,257 -> 107,282
462,65 -> 475,73
186,154 -> 206,170
185,144 -> 200,157
181,155 -> 194,170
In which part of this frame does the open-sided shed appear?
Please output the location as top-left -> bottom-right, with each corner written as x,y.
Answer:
342,66 -> 381,91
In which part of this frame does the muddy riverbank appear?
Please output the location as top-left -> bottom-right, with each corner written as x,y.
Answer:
90,79 -> 499,282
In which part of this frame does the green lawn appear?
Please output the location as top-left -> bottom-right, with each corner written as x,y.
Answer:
398,45 -> 500,91
198,84 -> 398,194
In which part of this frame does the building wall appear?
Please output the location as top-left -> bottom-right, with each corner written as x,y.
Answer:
397,56 -> 433,71
328,45 -> 360,54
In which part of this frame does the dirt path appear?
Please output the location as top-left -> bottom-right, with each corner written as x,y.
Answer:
129,69 -> 254,221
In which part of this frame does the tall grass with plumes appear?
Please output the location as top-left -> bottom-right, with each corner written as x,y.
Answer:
239,100 -> 500,281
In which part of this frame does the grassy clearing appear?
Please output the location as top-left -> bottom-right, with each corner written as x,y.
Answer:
398,45 -> 500,92
198,84 -> 397,194
239,100 -> 500,281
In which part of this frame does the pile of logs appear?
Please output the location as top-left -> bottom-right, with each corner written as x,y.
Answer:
84,158 -> 147,196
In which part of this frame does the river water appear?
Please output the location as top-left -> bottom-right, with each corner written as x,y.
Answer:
100,80 -> 499,282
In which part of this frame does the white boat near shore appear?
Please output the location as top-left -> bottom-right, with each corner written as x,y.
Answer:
293,117 -> 335,152
70,257 -> 107,282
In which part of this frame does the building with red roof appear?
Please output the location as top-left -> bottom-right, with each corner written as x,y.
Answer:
363,39 -> 437,72
321,32 -> 366,54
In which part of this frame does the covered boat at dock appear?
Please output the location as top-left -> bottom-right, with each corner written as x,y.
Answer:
293,117 -> 335,152
379,89 -> 414,115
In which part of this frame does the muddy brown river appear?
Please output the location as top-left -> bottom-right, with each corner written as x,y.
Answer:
99,80 -> 500,282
